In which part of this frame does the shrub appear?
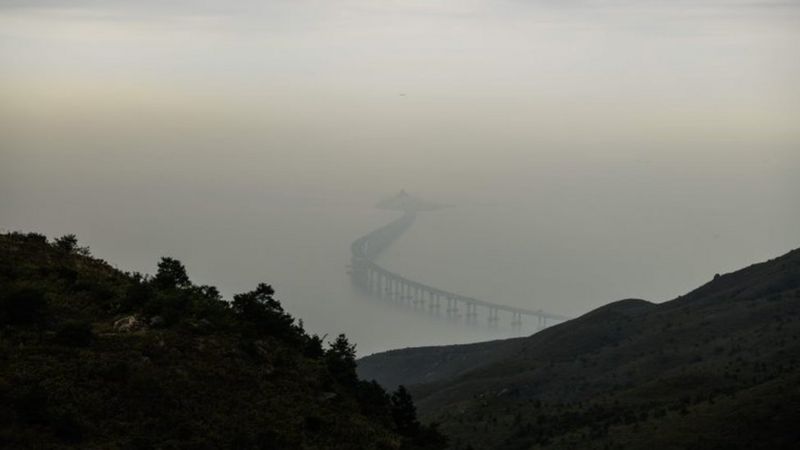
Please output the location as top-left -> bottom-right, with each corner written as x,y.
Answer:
153,257 -> 191,290
54,321 -> 95,347
326,334 -> 358,384
53,234 -> 90,256
0,287 -> 48,325
391,385 -> 420,435
123,274 -> 155,310
232,283 -> 297,339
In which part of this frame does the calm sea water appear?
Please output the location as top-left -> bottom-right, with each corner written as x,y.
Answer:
4,182 -> 797,356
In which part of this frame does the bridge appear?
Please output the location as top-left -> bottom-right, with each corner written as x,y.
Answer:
349,195 -> 569,330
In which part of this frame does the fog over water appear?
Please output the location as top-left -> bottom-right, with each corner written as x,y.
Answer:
2,1 -> 799,355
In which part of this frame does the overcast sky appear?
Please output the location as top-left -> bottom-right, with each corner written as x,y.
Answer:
3,0 -> 797,218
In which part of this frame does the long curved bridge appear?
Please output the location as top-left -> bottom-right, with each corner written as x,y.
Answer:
349,201 -> 569,330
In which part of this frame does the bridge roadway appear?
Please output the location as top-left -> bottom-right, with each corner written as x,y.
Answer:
350,210 -> 569,329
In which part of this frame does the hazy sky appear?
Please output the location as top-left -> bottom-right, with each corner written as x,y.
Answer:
3,1 -> 798,202
2,1 -> 799,353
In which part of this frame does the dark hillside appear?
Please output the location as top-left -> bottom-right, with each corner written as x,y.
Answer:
0,232 -> 446,449
357,299 -> 653,392
358,338 -> 526,391
360,249 -> 800,449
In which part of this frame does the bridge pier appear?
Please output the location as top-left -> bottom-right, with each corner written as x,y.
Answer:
370,271 -> 378,296
446,296 -> 458,316
465,302 -> 478,324
488,307 -> 499,326
414,288 -> 425,309
428,295 -> 440,315
511,312 -> 522,329
351,208 -> 568,331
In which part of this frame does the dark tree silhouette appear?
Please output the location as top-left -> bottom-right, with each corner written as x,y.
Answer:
54,234 -> 90,256
391,385 -> 420,435
232,283 -> 296,338
304,334 -> 326,358
326,334 -> 358,384
153,257 -> 191,290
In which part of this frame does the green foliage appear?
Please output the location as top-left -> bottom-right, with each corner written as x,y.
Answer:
145,290 -> 191,326
387,385 -> 448,449
0,286 -> 48,325
232,283 -> 298,340
370,250 -> 800,450
9,231 -> 48,245
54,320 -> 95,347
152,257 -> 191,290
53,234 -> 90,256
0,231 -> 447,449
304,333 -> 326,358
327,333 -> 358,384
391,385 -> 420,435
123,273 -> 154,310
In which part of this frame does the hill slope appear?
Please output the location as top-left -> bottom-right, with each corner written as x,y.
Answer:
0,232 -> 446,449
359,249 -> 800,449
358,338 -> 526,391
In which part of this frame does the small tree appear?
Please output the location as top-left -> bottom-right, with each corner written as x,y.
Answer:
123,273 -> 155,310
197,285 -> 222,302
232,283 -> 296,338
304,334 -> 326,359
54,234 -> 90,256
355,380 -> 393,426
192,285 -> 231,328
391,385 -> 420,435
233,283 -> 279,317
326,334 -> 358,384
153,257 -> 191,290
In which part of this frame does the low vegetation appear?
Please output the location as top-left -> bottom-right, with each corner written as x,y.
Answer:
361,249 -> 800,449
0,231 -> 447,449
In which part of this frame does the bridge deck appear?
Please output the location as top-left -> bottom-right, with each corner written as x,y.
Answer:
350,210 -> 569,323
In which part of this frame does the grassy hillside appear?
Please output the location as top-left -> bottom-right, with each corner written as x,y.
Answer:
358,338 -> 526,391
359,249 -> 800,449
0,232 -> 446,449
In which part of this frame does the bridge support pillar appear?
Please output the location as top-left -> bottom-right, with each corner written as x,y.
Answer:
429,295 -> 440,314
511,312 -> 522,329
416,290 -> 424,308
488,307 -> 499,326
465,303 -> 477,323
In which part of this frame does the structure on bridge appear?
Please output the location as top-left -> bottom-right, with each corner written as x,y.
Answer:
349,192 -> 569,330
